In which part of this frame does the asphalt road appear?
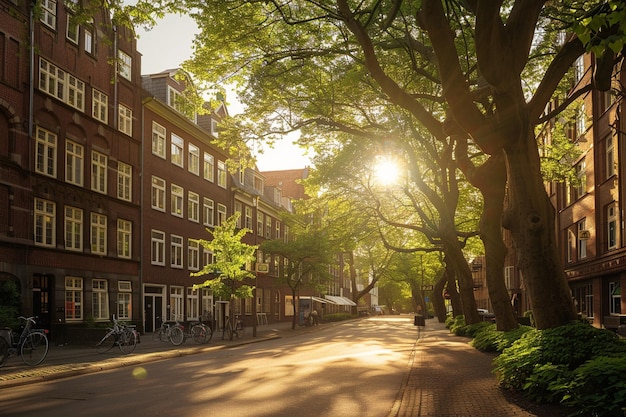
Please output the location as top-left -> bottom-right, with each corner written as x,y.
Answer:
0,316 -> 417,417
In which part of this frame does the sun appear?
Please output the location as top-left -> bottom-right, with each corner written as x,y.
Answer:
373,156 -> 402,186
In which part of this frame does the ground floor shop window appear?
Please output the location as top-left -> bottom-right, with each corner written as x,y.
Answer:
609,281 -> 621,315
92,279 -> 109,320
118,281 -> 132,320
572,284 -> 593,318
65,276 -> 83,321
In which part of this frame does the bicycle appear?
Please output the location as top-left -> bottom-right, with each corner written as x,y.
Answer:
152,320 -> 185,346
183,321 -> 213,344
222,315 -> 245,341
0,316 -> 49,367
95,315 -> 138,355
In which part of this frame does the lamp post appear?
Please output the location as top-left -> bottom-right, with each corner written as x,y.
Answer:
252,195 -> 259,337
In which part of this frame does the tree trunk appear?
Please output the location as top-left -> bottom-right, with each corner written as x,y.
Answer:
442,235 -> 480,324
432,272 -> 447,322
503,123 -> 578,329
445,261 -> 463,318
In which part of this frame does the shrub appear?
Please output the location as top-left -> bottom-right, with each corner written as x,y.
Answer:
471,324 -> 533,353
560,356 -> 626,417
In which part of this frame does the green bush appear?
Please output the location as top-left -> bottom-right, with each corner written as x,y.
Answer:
456,321 -> 491,337
471,324 -> 533,353
560,356 -> 626,417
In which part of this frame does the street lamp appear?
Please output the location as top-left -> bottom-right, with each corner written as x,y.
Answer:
252,195 -> 259,338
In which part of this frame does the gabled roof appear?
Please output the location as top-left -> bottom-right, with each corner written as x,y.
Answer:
261,168 -> 309,200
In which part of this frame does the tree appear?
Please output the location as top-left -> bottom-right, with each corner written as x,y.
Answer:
261,210 -> 335,329
191,213 -> 257,338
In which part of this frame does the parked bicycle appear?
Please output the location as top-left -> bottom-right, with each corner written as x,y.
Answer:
222,315 -> 245,340
95,315 -> 138,355
0,316 -> 49,367
152,320 -> 185,346
182,321 -> 213,344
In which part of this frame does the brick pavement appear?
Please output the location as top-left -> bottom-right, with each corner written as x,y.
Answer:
388,321 -> 573,417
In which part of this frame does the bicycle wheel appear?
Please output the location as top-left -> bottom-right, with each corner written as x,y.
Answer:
20,332 -> 49,366
169,326 -> 185,346
152,328 -> 163,342
95,331 -> 116,354
0,336 -> 9,367
191,324 -> 208,344
205,325 -> 213,343
119,329 -> 137,354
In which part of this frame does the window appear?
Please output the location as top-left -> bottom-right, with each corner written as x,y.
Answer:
609,281 -> 621,315
118,104 -> 132,135
188,239 -> 199,271
245,206 -> 252,229
606,135 -> 615,178
117,281 -> 132,320
91,151 -> 107,194
217,160 -> 227,188
34,198 -> 56,247
204,153 -> 214,182
117,219 -> 132,259
239,168 -> 245,185
257,211 -> 264,236
67,74 -> 85,111
607,203 -> 617,250
266,216 -> 272,238
171,235 -> 183,268
35,127 -> 57,177
151,176 -> 166,211
201,289 -> 213,321
574,56 -> 585,83
92,89 -> 108,123
66,13 -> 79,44
117,162 -> 132,201
92,279 -> 109,321
118,50 -> 132,80
151,230 -> 165,266
188,144 -> 199,175
566,230 -> 575,263
65,276 -> 83,321
186,288 -> 199,321
64,206 -> 83,251
203,198 -> 214,226
573,284 -> 593,318
217,204 -> 227,226
169,287 -> 184,321
152,122 -> 166,158
188,192 -> 199,222
576,104 -> 586,136
203,249 -> 215,269
276,222 -> 281,240
171,184 -> 184,217
171,134 -> 184,167
65,140 -> 83,186
168,86 -> 194,119
39,58 -> 65,102
40,0 -> 57,30
574,160 -> 586,200
235,201 -> 242,228
84,27 -> 93,54
578,219 -> 587,260
91,213 -> 107,255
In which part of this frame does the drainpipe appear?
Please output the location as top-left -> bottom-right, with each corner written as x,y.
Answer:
28,2 -> 35,168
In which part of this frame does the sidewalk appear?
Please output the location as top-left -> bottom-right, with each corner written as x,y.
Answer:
0,320 -> 301,389
388,320 -> 572,417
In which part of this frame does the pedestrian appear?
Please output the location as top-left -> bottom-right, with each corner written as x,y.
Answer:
311,309 -> 319,325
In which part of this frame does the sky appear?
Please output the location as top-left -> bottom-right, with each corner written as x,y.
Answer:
135,14 -> 312,172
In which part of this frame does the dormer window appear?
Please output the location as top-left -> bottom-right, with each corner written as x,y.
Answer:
254,175 -> 264,194
118,50 -> 132,81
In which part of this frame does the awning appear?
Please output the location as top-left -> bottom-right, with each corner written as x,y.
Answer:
324,295 -> 357,306
304,296 -> 334,304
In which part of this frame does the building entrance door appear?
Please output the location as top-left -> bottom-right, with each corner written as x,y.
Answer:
144,294 -> 163,332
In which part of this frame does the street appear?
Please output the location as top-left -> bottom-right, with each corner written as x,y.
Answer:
0,317 -> 417,417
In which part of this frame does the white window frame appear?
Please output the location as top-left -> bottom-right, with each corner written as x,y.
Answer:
151,176 -> 166,211
65,140 -> 83,186
40,0 -> 57,30
92,279 -> 109,321
204,152 -> 214,182
92,89 -> 108,123
171,184 -> 184,217
66,12 -> 79,44
67,74 -> 85,111
169,286 -> 184,321
608,204 -> 617,250
217,160 -> 227,188
171,235 -> 184,269
117,281 -> 132,320
606,135 -> 615,178
188,191 -> 199,223
578,219 -> 587,260
117,162 -> 132,201
186,287 -> 199,321
84,27 -> 93,54
118,104 -> 132,136
171,134 -> 184,167
203,198 -> 214,227
609,281 -> 621,315
152,122 -> 166,158
151,230 -> 165,266
64,205 -> 83,251
118,50 -> 132,81
91,151 -> 107,194
188,143 -> 200,175
117,219 -> 132,259
65,276 -> 83,321
90,213 -> 107,255
217,204 -> 227,226
34,198 -> 56,247
35,126 -> 57,178
188,239 -> 200,271
203,249 -> 215,270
